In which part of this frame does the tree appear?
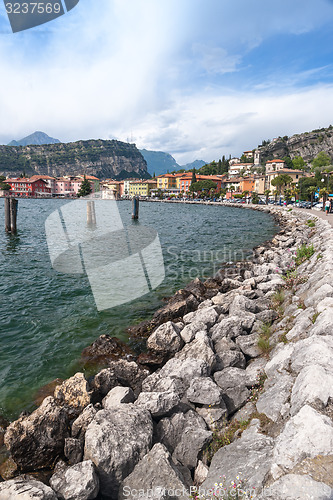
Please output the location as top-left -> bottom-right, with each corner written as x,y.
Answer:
77,176 -> 92,197
290,184 -> 299,203
242,190 -> 249,200
312,152 -> 331,170
191,168 -> 197,185
251,192 -> 260,204
264,189 -> 271,205
319,187 -> 329,206
189,179 -> 217,194
307,186 -> 317,208
282,156 -> 293,169
292,156 -> 306,170
271,174 -> 293,196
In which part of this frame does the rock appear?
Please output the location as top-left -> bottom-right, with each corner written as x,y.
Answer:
147,321 -> 184,354
210,316 -> 243,342
175,332 -> 216,373
214,337 -> 246,370
136,351 -> 166,370
213,367 -> 248,390
64,437 -> 83,465
54,373 -> 91,415
108,360 -> 150,394
290,336 -> 333,374
142,358 -> 210,393
194,460 -> 209,486
273,405 -> 333,469
186,378 -> 223,406
50,460 -> 99,500
172,427 -> 212,470
245,358 -> 267,387
211,292 -> 235,313
185,278 -> 207,299
222,385 -> 250,415
71,404 -> 97,440
102,386 -> 135,409
231,401 -> 256,423
156,410 -> 207,453
265,343 -> 295,378
33,378 -> 64,407
91,368 -> 118,397
196,404 -> 228,430
118,444 -> 191,500
201,420 -> 274,494
304,283 -> 333,307
183,306 -> 219,328
0,457 -> 19,480
180,321 -> 207,343
135,391 -> 181,418
83,405 -> 153,498
4,396 -> 69,470
236,333 -> 261,358
255,309 -> 278,324
261,474 -> 332,500
229,295 -> 259,315
290,364 -> 333,416
309,308 -> 333,337
256,373 -> 293,422
80,334 -> 134,367
0,477 -> 57,499
152,290 -> 199,325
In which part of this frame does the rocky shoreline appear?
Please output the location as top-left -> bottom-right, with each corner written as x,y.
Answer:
0,204 -> 333,499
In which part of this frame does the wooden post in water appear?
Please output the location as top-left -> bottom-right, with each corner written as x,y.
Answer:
10,199 -> 18,234
4,198 -> 11,233
87,200 -> 96,228
132,196 -> 139,219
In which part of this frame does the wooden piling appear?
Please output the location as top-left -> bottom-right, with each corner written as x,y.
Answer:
10,199 -> 18,234
87,201 -> 96,227
132,196 -> 139,219
4,198 -> 10,232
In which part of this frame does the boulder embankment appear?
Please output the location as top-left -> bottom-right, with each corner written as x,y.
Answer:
0,205 -> 332,500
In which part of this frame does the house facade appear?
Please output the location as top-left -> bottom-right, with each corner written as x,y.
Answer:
5,177 -> 51,197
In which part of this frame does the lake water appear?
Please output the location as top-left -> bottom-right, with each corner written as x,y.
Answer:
0,199 -> 277,419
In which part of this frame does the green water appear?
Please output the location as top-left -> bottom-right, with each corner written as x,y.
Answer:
0,199 -> 277,419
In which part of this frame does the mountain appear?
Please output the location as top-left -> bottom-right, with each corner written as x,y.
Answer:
180,160 -> 207,170
8,131 -> 60,147
257,125 -> 333,164
140,149 -> 180,176
0,139 -> 149,180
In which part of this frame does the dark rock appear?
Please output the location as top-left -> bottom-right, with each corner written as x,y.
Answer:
108,359 -> 150,395
172,427 -> 212,470
33,379 -> 63,407
184,278 -> 207,299
0,456 -> 19,480
64,438 -> 83,465
4,396 -> 69,471
50,459 -> 99,500
256,309 -> 278,324
214,337 -> 246,371
137,351 -> 166,370
80,335 -> 134,368
153,290 -> 199,325
83,405 -> 153,499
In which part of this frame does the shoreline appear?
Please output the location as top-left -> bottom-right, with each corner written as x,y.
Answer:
0,203 -> 333,499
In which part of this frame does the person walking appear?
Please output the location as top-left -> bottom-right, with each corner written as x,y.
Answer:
325,199 -> 330,215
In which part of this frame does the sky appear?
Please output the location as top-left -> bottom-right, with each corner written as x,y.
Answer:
1,0 -> 333,164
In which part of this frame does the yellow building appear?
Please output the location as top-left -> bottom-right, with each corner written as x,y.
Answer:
254,175 -> 266,195
265,169 -> 306,192
157,174 -> 179,190
128,180 -> 157,197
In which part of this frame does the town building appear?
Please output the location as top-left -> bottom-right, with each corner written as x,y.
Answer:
265,159 -> 285,173
5,177 -> 52,197
228,163 -> 253,178
128,179 -> 157,197
264,169 -> 306,192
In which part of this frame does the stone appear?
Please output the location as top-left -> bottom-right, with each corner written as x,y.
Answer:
231,401 -> 256,423
183,306 -> 219,328
194,460 -> 209,486
290,336 -> 333,374
4,396 -> 69,470
210,316 -> 243,342
309,308 -> 333,337
64,437 -> 83,465
172,427 -> 212,470
80,334 -> 133,366
261,474 -> 332,500
245,358 -> 267,387
180,321 -> 207,343
273,405 -> 333,469
229,295 -> 259,315
221,385 -> 250,415
175,332 -> 216,373
54,373 -> 91,415
50,460 -> 99,500
71,404 -> 97,440
201,420 -> 274,494
214,337 -> 246,370
196,404 -> 228,430
286,316 -> 312,341
147,321 -> 184,354
255,309 -> 278,324
102,386 -> 135,409
185,278 -> 207,299
265,343 -> 295,378
142,358 -> 210,393
0,477 -> 57,499
213,367 -> 248,390
118,444 -> 191,500
186,377 -> 223,406
152,289 -> 199,325
256,373 -> 293,422
92,368 -> 118,397
156,410 -> 207,454
108,359 -> 150,394
83,405 -> 153,499
304,283 -> 333,307
236,333 -> 261,358
135,391 -> 180,418
290,364 -> 333,416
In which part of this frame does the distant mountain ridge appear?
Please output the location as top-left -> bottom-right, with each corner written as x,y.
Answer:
140,149 -> 207,176
8,131 -> 60,147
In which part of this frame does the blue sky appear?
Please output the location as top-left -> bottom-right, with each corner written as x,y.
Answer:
1,0 -> 333,163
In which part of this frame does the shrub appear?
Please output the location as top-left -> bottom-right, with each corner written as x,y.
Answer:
282,270 -> 308,290
294,244 -> 315,266
271,289 -> 285,317
311,312 -> 320,324
306,219 -> 316,228
257,323 -> 272,354
204,419 -> 250,464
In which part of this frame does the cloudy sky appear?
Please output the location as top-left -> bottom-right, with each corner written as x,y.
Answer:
1,0 -> 333,163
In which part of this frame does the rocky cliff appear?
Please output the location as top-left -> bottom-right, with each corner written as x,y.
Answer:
0,139 -> 149,180
259,125 -> 333,164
